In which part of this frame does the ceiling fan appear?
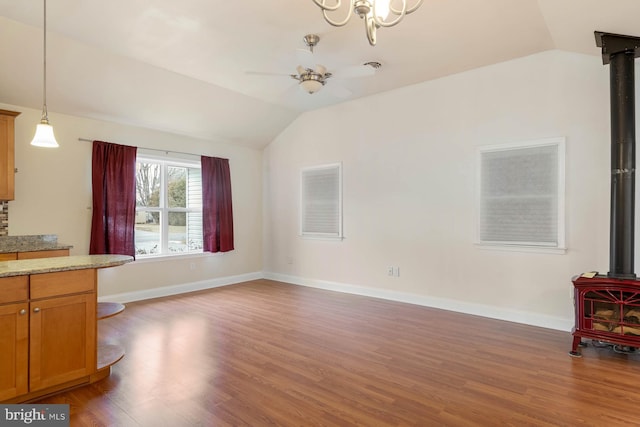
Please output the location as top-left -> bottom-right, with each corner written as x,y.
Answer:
247,34 -> 379,97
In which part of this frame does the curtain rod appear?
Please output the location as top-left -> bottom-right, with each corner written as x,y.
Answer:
77,137 -> 201,158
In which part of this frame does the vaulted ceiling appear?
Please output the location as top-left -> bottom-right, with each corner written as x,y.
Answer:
0,0 -> 639,149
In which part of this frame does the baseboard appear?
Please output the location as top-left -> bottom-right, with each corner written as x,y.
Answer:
98,271 -> 263,303
264,272 -> 574,332
100,270 -> 573,331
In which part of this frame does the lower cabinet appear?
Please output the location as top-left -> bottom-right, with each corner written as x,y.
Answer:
29,293 -> 96,392
0,269 -> 97,402
0,302 -> 28,401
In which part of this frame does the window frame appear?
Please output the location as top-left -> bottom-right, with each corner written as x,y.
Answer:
475,137 -> 566,253
135,152 -> 203,257
300,162 -> 344,240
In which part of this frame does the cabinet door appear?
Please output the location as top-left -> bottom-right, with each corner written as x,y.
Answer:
0,110 -> 19,201
0,302 -> 28,401
29,294 -> 97,392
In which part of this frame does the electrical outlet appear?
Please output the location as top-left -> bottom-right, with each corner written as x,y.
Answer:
189,262 -> 196,271
387,266 -> 394,276
394,267 -> 400,277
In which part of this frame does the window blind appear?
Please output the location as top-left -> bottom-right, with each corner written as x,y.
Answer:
301,164 -> 342,237
479,142 -> 562,246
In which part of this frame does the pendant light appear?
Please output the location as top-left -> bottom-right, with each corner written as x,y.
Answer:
31,0 -> 59,148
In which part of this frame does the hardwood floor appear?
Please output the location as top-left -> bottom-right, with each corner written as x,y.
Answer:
35,279 -> 640,426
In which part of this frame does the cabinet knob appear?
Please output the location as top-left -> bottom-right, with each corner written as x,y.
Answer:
19,309 -> 26,315
33,307 -> 40,313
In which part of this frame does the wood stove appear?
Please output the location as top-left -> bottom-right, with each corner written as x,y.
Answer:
571,276 -> 640,355
570,32 -> 640,357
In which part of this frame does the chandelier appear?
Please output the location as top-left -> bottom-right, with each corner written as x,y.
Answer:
311,0 -> 423,46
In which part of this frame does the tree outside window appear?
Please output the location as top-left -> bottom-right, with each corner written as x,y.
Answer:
135,156 -> 202,256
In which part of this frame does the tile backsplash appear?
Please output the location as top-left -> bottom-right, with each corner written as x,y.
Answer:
0,201 -> 7,236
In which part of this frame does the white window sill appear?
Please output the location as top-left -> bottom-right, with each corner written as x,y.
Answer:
300,234 -> 345,241
133,251 -> 222,263
475,243 -> 567,255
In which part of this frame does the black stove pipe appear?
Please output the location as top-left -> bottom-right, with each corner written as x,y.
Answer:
608,51 -> 636,278
596,32 -> 640,279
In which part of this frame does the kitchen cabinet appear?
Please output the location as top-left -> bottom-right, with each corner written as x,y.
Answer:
0,255 -> 131,402
0,276 -> 28,401
29,293 -> 96,391
18,249 -> 69,260
29,269 -> 97,392
0,110 -> 20,201
0,303 -> 29,401
0,269 -> 97,402
0,249 -> 70,262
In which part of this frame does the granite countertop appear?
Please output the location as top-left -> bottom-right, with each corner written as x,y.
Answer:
0,242 -> 74,253
0,234 -> 73,254
0,254 -> 133,278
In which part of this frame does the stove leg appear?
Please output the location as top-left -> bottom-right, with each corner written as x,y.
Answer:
569,335 -> 583,357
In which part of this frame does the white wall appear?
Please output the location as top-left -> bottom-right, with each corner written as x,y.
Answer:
263,50 -> 615,331
1,102 -> 263,299
1,49 -> 627,329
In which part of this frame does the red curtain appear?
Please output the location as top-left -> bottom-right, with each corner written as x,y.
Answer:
201,156 -> 234,252
89,141 -> 138,256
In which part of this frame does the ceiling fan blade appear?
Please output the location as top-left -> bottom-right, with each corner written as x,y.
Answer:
331,65 -> 375,79
324,83 -> 352,99
246,70 -> 293,77
280,82 -> 302,99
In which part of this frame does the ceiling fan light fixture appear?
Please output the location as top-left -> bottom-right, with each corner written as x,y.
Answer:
300,77 -> 324,94
248,33 -> 366,98
311,0 -> 424,46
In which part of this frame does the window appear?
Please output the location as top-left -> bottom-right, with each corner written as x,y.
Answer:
300,163 -> 343,239
135,154 -> 203,256
477,137 -> 565,251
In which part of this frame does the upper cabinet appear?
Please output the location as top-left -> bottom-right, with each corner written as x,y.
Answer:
0,110 -> 20,201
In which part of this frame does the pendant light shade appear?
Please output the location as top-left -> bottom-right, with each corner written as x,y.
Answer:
31,0 -> 58,148
31,120 -> 58,148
